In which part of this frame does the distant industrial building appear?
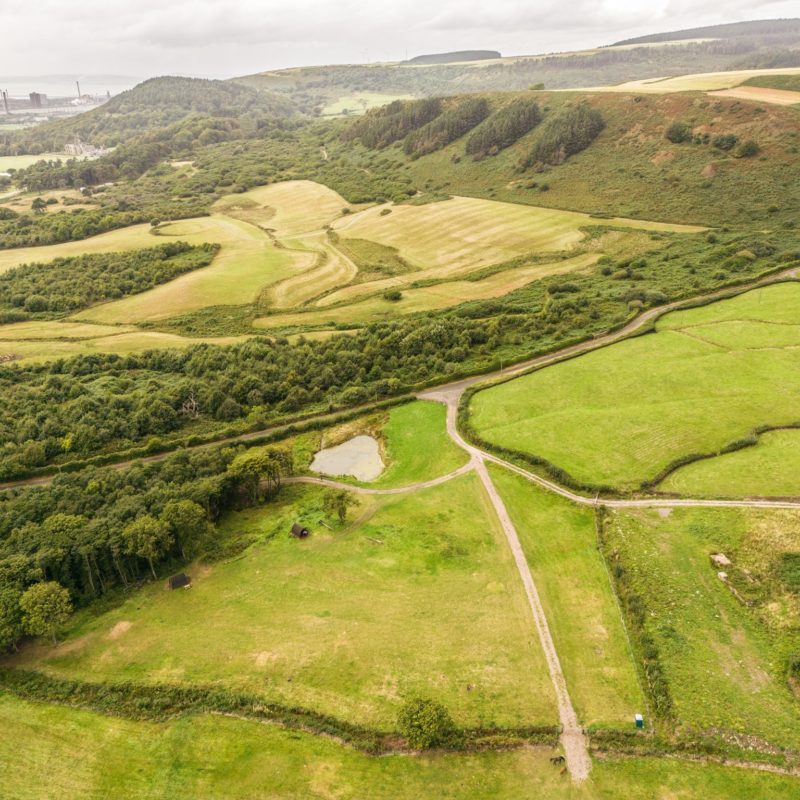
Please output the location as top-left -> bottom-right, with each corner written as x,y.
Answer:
29,92 -> 46,108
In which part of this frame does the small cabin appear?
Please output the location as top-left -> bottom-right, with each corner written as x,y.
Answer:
290,523 -> 310,539
168,572 -> 191,590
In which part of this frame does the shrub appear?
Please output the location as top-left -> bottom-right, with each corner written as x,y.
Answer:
383,289 -> 402,301
735,139 -> 760,158
665,122 -> 692,144
712,133 -> 739,151
397,697 -> 462,749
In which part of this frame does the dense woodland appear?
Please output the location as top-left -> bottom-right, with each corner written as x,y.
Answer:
0,77 -> 296,156
0,243 -> 218,319
465,97 -> 542,159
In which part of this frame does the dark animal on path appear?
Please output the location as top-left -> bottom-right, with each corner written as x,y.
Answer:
549,755 -> 565,766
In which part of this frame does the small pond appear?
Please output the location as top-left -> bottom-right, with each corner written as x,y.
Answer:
310,435 -> 385,482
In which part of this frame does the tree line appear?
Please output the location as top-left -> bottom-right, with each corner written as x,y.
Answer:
465,97 -> 542,159
522,103 -> 605,167
403,97 -> 490,158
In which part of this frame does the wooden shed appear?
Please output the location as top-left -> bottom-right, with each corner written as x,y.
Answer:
168,572 -> 191,590
290,523 -> 310,539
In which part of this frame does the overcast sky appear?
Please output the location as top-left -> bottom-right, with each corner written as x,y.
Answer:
1,0 -> 798,83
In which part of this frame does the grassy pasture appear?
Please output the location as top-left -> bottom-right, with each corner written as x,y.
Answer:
3,696 -> 800,799
661,429 -> 800,498
9,476 -> 557,729
370,400 -> 469,487
1,188 -> 97,215
489,466 -> 644,727
470,282 -> 800,490
604,507 -> 800,750
320,92 -> 416,116
213,180 -> 353,236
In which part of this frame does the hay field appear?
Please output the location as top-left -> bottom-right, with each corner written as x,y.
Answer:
586,67 -> 800,94
213,179 -> 352,236
0,322 -> 245,363
11,476 -> 558,729
266,232 -> 358,308
68,217 -> 314,322
255,253 -> 596,328
708,85 -> 800,106
330,196 -> 698,277
469,282 -> 800,490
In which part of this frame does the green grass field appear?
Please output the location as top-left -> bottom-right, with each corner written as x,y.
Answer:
371,401 -> 469,487
470,282 -> 800,490
604,506 -> 800,749
9,476 -> 557,729
489,465 -> 644,727
0,153 -> 69,172
661,429 -> 800,498
3,695 -> 799,799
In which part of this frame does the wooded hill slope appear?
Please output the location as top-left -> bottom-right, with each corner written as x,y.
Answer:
234,19 -> 800,113
0,77 -> 296,156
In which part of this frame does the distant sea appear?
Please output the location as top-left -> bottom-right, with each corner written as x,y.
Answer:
0,75 -> 141,99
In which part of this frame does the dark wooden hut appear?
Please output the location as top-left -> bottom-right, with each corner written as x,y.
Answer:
291,523 -> 310,538
168,572 -> 191,590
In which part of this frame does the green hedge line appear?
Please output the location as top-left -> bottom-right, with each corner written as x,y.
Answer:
0,669 -> 559,754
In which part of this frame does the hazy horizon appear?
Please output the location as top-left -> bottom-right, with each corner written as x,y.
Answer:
1,0 -> 798,86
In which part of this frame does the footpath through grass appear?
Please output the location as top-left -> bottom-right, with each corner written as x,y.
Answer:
469,282 -> 800,490
489,465 -> 644,728
3,695 -> 800,799
8,476 -> 557,730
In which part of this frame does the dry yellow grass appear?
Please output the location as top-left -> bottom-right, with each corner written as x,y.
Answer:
213,180 -> 353,236
255,252 -> 597,329
583,67 -> 800,94
0,327 -> 246,363
0,189 -> 97,215
707,86 -> 800,106
266,233 -> 358,308
330,196 -> 700,280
